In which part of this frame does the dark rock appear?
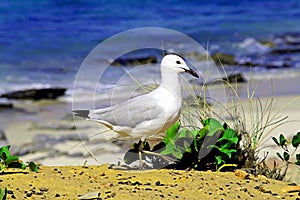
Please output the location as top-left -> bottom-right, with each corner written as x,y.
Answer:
271,47 -> 300,54
222,73 -> 246,83
236,58 -> 260,67
1,88 -> 67,100
264,61 -> 291,69
235,57 -> 291,69
55,193 -> 60,198
283,33 -> 300,45
0,129 -> 6,140
0,100 -> 13,109
210,53 -> 237,66
206,73 -> 246,85
39,187 -> 49,192
111,56 -> 158,66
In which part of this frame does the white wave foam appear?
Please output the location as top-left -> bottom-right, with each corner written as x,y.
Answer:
238,38 -> 270,53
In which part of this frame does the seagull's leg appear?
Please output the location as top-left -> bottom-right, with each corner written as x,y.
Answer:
137,138 -> 145,169
138,150 -> 143,169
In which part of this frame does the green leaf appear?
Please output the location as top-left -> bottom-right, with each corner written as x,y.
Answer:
29,162 -> 39,172
218,129 -> 239,144
190,130 -> 200,138
4,155 -> 19,165
292,132 -> 300,148
197,126 -> 209,140
178,128 -> 188,138
0,145 -> 11,161
161,143 -> 183,159
279,134 -> 287,146
203,118 -> 222,128
272,137 -> 280,146
0,164 -> 5,171
283,151 -> 290,161
204,118 -> 224,136
178,129 -> 194,144
183,139 -> 191,151
213,146 -> 237,159
276,152 -> 284,161
215,155 -> 224,165
0,187 -> 7,200
164,122 -> 180,144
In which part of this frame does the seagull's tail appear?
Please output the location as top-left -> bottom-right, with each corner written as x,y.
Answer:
72,110 -> 90,119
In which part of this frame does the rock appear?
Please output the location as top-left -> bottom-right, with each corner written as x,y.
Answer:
210,53 -> 237,66
283,33 -> 300,45
207,73 -> 246,85
111,56 -> 158,66
0,99 -> 13,109
271,47 -> 300,54
259,40 -> 276,48
222,73 -> 246,83
0,129 -> 7,146
235,169 -> 250,179
1,88 -> 67,100
0,129 -> 6,140
236,57 -> 291,69
78,191 -> 101,199
264,61 -> 291,69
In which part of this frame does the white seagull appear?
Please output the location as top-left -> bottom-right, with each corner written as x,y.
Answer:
73,53 -> 199,157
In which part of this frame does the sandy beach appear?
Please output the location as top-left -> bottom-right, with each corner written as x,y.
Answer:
2,164 -> 300,199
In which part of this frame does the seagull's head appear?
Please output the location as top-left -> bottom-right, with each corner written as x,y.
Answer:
161,54 -> 199,78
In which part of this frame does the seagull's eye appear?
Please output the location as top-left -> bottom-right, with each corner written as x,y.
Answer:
176,61 -> 181,64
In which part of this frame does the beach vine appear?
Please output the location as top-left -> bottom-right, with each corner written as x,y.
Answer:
0,145 -> 38,173
272,132 -> 300,178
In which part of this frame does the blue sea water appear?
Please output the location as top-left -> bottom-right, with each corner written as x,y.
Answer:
0,0 -> 300,94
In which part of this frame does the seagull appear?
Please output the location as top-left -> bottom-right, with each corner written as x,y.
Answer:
73,53 -> 199,166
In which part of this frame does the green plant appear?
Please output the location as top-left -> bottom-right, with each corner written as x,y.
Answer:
0,188 -> 7,200
124,118 -> 240,171
0,145 -> 38,172
0,145 -> 26,171
211,70 -> 297,178
162,118 -> 240,171
28,161 -> 39,172
272,132 -> 300,177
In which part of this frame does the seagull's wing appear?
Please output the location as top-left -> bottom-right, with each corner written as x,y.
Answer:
88,95 -> 166,131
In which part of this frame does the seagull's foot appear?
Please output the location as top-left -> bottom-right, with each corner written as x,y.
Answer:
140,150 -> 177,164
127,138 -> 177,169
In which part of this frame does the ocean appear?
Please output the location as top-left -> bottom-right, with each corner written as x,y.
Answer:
0,0 -> 300,96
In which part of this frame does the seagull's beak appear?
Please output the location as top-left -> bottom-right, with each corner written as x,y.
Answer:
181,59 -> 200,78
182,67 -> 199,78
